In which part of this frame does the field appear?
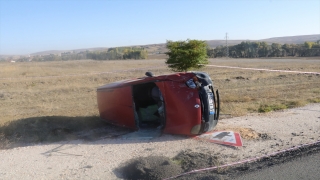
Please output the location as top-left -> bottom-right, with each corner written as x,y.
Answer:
0,58 -> 320,148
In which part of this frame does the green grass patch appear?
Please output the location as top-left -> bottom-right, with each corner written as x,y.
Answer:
259,100 -> 307,113
308,98 -> 320,103
258,104 -> 287,113
285,100 -> 306,108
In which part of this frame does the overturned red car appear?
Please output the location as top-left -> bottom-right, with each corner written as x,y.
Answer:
97,71 -> 220,136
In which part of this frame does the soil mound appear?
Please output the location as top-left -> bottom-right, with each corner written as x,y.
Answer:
117,150 -> 223,180
173,150 -> 222,172
117,156 -> 183,180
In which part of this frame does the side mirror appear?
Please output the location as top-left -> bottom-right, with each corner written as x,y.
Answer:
145,72 -> 154,77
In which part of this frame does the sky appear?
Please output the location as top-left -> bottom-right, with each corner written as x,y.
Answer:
0,0 -> 319,55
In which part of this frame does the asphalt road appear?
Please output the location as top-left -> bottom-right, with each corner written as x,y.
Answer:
234,152 -> 320,180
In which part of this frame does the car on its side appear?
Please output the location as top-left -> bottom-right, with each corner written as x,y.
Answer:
97,71 -> 220,136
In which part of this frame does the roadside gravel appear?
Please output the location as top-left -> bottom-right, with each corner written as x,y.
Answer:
0,104 -> 319,180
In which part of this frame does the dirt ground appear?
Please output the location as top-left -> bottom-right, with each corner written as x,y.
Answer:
0,58 -> 319,179
116,142 -> 320,180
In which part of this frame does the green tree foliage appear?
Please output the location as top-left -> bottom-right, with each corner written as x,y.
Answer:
123,47 -> 148,59
61,52 -> 86,61
210,41 -> 320,58
312,43 -> 320,48
304,41 -> 315,49
87,47 -> 147,60
271,43 -> 283,57
165,39 -> 209,72
21,47 -> 148,62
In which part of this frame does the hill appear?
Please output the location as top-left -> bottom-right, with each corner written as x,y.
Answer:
30,47 -> 108,56
260,34 -> 320,44
1,34 -> 319,58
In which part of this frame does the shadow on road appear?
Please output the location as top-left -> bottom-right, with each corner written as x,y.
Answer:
0,116 -> 129,149
0,116 -> 188,149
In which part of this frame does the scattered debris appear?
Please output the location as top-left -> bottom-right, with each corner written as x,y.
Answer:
259,133 -> 272,140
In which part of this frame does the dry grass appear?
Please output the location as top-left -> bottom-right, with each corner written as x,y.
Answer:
0,58 -> 319,148
203,58 -> 320,116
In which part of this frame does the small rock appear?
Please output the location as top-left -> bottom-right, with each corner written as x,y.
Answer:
235,76 -> 245,80
83,165 -> 93,169
259,133 -> 271,140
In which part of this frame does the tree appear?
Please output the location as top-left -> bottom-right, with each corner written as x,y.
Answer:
271,43 -> 282,57
165,39 -> 209,72
207,47 -> 215,58
304,42 -> 314,49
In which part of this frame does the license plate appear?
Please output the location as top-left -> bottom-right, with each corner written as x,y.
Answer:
208,92 -> 215,115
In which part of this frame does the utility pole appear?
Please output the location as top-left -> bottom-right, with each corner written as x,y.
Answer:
225,33 -> 229,58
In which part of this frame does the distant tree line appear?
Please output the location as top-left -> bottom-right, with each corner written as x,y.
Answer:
14,47 -> 148,62
208,41 -> 320,58
87,47 -> 148,60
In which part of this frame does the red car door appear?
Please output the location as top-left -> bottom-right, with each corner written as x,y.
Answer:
97,85 -> 136,129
